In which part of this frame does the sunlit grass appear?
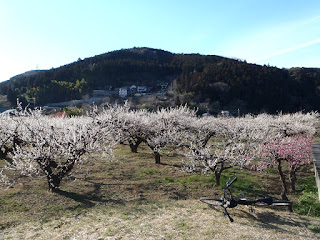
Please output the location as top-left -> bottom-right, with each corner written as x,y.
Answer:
1,142 -> 320,239
1,199 -> 319,240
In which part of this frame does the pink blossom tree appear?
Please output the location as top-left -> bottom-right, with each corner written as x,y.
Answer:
179,112 -> 318,187
258,135 -> 313,205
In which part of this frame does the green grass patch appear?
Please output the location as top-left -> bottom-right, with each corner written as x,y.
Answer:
164,177 -> 175,183
294,174 -> 320,218
294,191 -> 320,218
176,174 -> 214,184
0,158 -> 8,167
156,174 -> 215,187
139,169 -> 160,175
308,224 -> 320,233
114,147 -> 133,156
217,168 -> 262,196
313,137 -> 320,144
296,175 -> 318,192
176,219 -> 190,230
0,196 -> 30,213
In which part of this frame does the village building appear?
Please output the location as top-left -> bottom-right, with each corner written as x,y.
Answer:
119,87 -> 128,98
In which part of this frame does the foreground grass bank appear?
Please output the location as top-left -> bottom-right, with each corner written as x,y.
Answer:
1,143 -> 320,239
1,199 -> 320,240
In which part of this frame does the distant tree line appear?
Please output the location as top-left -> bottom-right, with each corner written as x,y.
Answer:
1,47 -> 320,113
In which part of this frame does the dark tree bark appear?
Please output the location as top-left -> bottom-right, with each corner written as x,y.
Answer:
201,132 -> 215,148
145,141 -> 162,164
0,147 -> 7,159
154,151 -> 161,164
128,137 -> 143,153
44,160 -> 76,192
0,134 -> 23,160
214,162 -> 232,187
276,158 -> 293,212
36,149 -> 85,192
214,170 -> 222,187
289,166 -> 297,192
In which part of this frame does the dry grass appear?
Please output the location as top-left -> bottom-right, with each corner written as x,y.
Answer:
0,143 -> 319,239
1,200 -> 319,240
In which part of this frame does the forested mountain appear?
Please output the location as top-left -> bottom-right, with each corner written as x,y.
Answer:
1,47 -> 320,113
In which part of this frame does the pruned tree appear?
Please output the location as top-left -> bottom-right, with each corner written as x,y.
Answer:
0,102 -> 26,160
258,135 -> 313,199
116,108 -> 148,153
179,115 -> 271,186
111,105 -> 197,163
141,106 -> 197,164
1,106 -> 121,191
252,112 -> 317,210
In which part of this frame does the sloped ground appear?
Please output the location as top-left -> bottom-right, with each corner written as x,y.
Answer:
1,143 -> 319,239
1,200 -> 319,240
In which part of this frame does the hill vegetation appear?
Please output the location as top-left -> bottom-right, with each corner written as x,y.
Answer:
1,47 -> 320,113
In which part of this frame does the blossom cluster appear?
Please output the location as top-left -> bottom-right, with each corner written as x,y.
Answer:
0,102 -> 318,190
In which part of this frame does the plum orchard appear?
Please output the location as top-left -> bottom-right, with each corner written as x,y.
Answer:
117,105 -> 197,163
0,104 -> 318,197
0,104 -> 124,191
177,116 -> 275,186
178,112 -> 317,189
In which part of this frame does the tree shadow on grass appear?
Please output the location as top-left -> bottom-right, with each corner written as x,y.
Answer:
256,210 -> 318,230
233,209 -> 317,238
54,188 -> 126,209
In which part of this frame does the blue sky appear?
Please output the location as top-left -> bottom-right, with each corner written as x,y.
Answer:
1,0 -> 320,83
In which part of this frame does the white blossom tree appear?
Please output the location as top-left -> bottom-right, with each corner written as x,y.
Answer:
179,115 -> 272,186
1,105 -> 122,191
0,115 -> 15,159
115,108 -> 149,153
112,105 -> 197,164
140,106 -> 197,164
0,104 -> 26,160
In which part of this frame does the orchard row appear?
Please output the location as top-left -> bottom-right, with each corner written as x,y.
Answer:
0,103 -> 317,201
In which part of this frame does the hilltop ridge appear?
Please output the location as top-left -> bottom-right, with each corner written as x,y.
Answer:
1,47 -> 320,113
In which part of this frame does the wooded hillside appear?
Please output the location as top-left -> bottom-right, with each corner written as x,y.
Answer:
1,47 -> 320,113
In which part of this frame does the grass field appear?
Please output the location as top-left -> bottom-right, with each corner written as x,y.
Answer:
1,143 -> 320,239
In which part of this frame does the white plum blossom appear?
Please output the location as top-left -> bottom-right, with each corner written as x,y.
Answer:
178,112 -> 318,186
1,105 -> 121,191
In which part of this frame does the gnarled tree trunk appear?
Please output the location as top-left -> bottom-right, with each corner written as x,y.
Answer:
154,151 -> 161,164
289,165 -> 297,192
128,138 -> 143,153
36,150 -> 84,192
214,162 -> 232,187
277,158 -> 293,212
146,142 -> 161,164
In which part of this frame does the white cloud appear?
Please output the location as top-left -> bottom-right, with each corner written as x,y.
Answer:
253,37 -> 320,63
220,14 -> 320,67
